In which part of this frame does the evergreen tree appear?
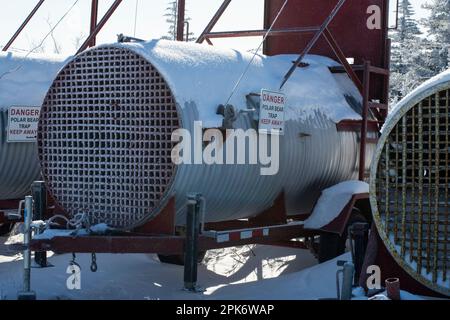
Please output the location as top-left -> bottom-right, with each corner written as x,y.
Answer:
162,1 -> 177,40
397,0 -> 422,41
390,0 -> 422,74
422,0 -> 450,73
389,0 -> 430,101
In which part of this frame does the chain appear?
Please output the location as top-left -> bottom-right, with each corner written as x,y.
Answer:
70,252 -> 81,269
90,253 -> 98,272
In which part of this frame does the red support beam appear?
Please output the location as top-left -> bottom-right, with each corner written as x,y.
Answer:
381,38 -> 392,123
336,120 -> 379,132
89,0 -> 99,47
279,0 -> 348,89
196,0 -> 232,44
30,236 -> 186,255
29,222 -> 318,254
176,0 -> 186,41
76,0 -> 123,54
2,0 -> 45,52
204,26 -> 320,39
359,61 -> 371,181
322,28 -> 363,93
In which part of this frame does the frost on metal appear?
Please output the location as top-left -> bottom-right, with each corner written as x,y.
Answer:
38,40 -> 371,230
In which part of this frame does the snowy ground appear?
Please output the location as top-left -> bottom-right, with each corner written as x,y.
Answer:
0,232 -> 425,300
1,232 -> 322,300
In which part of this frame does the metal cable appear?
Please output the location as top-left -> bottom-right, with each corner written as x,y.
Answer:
27,0 -> 80,56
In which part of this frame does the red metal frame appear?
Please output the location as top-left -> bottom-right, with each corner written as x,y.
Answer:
201,27 -> 320,40
29,191 -> 318,255
27,183 -> 365,256
359,61 -> 372,180
322,28 -> 362,92
29,224 -> 318,255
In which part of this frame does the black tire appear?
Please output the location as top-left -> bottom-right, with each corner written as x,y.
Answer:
0,223 -> 13,237
318,212 -> 367,263
157,251 -> 206,266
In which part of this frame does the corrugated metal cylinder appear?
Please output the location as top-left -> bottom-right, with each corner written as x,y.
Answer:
0,53 -> 66,201
38,40 -> 374,229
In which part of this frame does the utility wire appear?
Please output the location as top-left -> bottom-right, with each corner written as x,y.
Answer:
27,0 -> 80,57
222,0 -> 289,107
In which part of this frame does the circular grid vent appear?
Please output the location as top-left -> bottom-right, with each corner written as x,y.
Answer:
372,88 -> 449,296
38,47 -> 180,229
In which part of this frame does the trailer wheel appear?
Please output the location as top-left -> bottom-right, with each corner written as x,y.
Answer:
157,251 -> 206,266
0,223 -> 13,237
318,211 -> 367,263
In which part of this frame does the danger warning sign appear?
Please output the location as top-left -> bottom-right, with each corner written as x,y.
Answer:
259,89 -> 285,135
7,106 -> 41,143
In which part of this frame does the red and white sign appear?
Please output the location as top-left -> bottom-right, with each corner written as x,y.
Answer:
259,89 -> 286,135
7,106 -> 41,143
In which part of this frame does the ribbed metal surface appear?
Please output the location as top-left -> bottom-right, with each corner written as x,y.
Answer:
0,53 -> 66,202
39,42 -> 372,230
371,76 -> 450,296
0,110 -> 41,200
39,47 -> 179,229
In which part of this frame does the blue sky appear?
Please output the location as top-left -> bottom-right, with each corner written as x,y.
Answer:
0,0 -> 429,55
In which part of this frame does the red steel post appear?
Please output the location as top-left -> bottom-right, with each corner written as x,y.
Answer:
77,0 -> 123,54
176,0 -> 186,41
89,0 -> 99,47
359,61 -> 371,181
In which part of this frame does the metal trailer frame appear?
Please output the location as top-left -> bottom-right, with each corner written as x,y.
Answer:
28,193 -> 371,255
24,183 -> 370,291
